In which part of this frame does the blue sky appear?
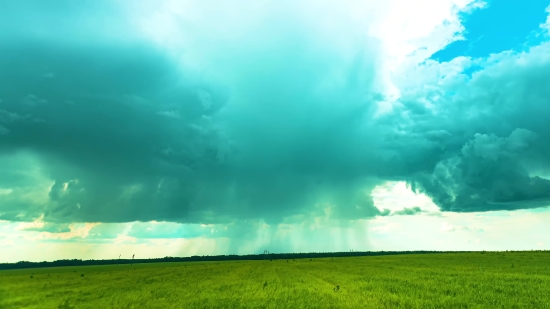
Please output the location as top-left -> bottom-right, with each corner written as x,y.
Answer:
431,0 -> 550,61
1,0 -> 550,262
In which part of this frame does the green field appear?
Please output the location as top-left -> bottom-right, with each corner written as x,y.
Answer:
1,252 -> 549,309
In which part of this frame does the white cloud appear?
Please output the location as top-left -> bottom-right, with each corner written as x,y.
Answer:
371,222 -> 401,234
16,220 -> 45,231
371,181 -> 440,213
368,207 -> 550,251
114,234 -> 138,245
368,0 -> 483,113
30,223 -> 99,241
440,222 -> 455,232
125,0 -> 481,115
542,5 -> 550,33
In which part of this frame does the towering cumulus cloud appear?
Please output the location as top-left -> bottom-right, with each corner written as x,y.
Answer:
393,44 -> 550,211
1,0 -> 549,227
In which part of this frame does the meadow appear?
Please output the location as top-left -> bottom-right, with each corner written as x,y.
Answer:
1,252 -> 549,309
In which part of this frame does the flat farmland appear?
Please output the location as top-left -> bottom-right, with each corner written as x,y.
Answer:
1,252 -> 549,309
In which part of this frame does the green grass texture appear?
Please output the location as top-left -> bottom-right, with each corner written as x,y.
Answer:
1,252 -> 549,308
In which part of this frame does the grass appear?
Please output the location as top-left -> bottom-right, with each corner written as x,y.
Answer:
1,252 -> 549,308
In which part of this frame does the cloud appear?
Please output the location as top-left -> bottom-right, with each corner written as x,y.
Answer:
19,222 -> 71,233
393,207 -> 424,216
1,0 -> 550,229
15,222 -> 100,243
543,6 -> 550,33
0,0 -> 388,225
440,222 -> 455,232
410,129 -> 550,212
377,206 -> 425,216
398,43 -> 550,212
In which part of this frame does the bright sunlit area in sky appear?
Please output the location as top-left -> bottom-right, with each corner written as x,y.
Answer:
1,0 -> 550,263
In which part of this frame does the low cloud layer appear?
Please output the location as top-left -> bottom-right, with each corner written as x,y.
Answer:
1,1 -> 550,226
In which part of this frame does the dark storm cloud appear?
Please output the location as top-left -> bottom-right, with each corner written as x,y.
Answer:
391,46 -> 550,212
0,0 -> 386,224
1,1 -> 550,225
0,40 -> 233,223
410,129 -> 550,212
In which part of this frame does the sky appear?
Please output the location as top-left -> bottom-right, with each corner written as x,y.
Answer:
1,0 -> 550,263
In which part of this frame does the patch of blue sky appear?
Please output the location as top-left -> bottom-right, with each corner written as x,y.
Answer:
431,0 -> 550,63
461,63 -> 484,76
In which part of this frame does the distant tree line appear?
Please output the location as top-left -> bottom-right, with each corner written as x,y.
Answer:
1,250 -> 546,270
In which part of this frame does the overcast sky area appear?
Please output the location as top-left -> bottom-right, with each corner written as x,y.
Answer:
1,0 -> 550,262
